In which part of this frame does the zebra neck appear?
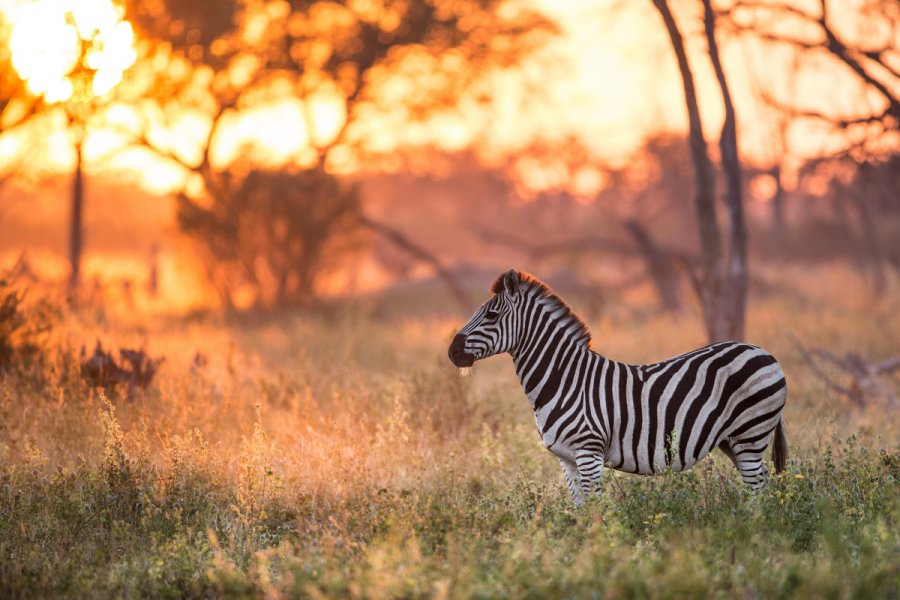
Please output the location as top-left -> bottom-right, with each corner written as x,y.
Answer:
511,330 -> 594,413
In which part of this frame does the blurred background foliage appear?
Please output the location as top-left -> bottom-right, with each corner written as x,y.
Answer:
0,0 -> 895,317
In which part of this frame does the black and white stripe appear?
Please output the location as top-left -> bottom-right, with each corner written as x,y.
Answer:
448,269 -> 788,505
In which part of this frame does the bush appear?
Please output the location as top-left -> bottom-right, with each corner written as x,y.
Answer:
177,168 -> 365,309
0,274 -> 55,374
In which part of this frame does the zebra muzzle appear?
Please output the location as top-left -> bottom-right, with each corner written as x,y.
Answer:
448,333 -> 475,368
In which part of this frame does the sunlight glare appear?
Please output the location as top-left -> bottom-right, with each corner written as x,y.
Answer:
8,0 -> 136,102
304,90 -> 347,148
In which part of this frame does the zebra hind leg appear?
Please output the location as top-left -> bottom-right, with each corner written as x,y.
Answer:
725,440 -> 770,491
717,441 -> 739,470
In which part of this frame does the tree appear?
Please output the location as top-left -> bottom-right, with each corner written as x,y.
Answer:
125,0 -> 553,308
2,2 -> 136,296
178,169 -> 363,308
794,154 -> 900,292
649,0 -> 748,342
719,0 -> 899,162
470,133 -> 700,316
719,0 -> 899,293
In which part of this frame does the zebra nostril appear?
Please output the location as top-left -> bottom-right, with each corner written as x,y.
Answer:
448,334 -> 473,367
449,334 -> 465,357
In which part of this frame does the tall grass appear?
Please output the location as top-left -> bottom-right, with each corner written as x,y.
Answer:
0,264 -> 897,598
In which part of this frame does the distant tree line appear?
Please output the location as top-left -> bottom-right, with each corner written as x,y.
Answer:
0,0 -> 895,334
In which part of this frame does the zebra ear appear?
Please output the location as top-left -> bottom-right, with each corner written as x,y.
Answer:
502,269 -> 520,296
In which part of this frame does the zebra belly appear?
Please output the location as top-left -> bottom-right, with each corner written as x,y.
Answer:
604,437 -> 709,475
623,345 -> 784,474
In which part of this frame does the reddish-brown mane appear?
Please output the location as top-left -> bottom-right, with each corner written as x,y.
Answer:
490,270 -> 592,347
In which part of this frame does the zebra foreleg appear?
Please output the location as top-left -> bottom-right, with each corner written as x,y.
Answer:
559,459 -> 584,507
575,450 -> 605,501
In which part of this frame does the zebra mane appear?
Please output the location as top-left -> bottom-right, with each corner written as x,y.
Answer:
491,270 -> 592,348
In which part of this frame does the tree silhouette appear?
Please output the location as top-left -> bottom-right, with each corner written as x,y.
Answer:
125,0 -> 554,308
718,0 -> 899,161
650,0 -> 748,342
1,6 -> 136,297
719,0 -> 899,293
177,169 -> 363,308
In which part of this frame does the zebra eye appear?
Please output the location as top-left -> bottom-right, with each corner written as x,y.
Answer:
485,309 -> 500,320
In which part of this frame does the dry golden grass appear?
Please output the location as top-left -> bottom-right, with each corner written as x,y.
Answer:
0,262 -> 897,597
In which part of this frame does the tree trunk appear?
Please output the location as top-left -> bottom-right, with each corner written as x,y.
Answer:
68,140 -> 85,296
650,0 -> 728,341
770,165 -> 787,251
147,242 -> 160,297
703,0 -> 747,342
624,220 -> 683,314
855,164 -> 886,294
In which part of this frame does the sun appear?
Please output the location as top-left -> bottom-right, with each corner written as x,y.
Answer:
6,0 -> 136,103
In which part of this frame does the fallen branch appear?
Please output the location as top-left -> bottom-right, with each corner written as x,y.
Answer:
791,335 -> 898,408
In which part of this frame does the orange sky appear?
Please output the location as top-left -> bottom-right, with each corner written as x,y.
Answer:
1,0 -> 895,199
0,0 -> 896,311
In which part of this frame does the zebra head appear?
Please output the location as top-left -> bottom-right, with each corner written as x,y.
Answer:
448,269 -> 523,368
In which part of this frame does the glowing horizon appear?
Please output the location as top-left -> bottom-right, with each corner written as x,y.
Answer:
0,0 -> 893,198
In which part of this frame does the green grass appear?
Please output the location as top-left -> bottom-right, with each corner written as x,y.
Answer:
2,423 -> 896,598
0,264 -> 898,598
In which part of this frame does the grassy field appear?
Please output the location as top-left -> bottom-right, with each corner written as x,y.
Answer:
1,264 -> 898,598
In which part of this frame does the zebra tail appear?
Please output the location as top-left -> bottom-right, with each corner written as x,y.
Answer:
773,418 -> 788,474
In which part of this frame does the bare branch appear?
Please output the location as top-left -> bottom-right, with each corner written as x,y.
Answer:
725,0 -> 900,120
759,90 -> 894,129
197,101 -> 231,178
816,0 -> 900,118
875,356 -> 900,376
131,128 -> 199,174
359,216 -> 473,310
721,24 -> 819,50
861,49 -> 900,80
791,337 -> 862,406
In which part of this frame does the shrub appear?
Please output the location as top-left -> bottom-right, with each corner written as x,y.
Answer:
177,169 -> 365,310
0,274 -> 55,374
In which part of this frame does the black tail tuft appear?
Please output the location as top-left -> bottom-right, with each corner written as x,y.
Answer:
773,418 -> 788,474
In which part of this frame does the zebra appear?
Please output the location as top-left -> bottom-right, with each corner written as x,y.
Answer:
448,269 -> 788,506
